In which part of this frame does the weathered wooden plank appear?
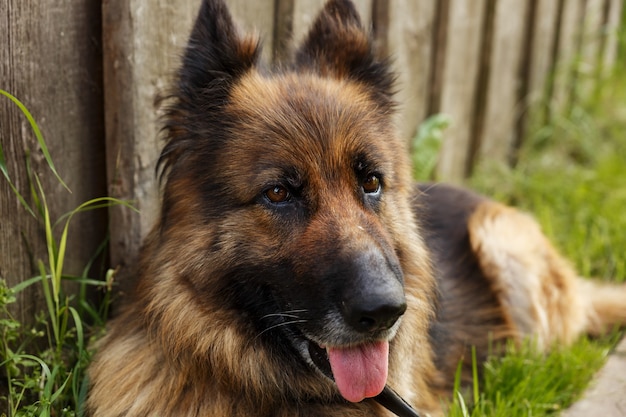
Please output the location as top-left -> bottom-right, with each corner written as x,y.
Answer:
527,0 -> 561,108
0,1 -> 107,321
354,0 -> 373,27
477,0 -> 531,163
601,0 -> 624,77
551,0 -> 585,113
382,0 -> 438,142
578,0 -> 607,96
102,0 -> 198,288
426,0 -> 450,119
436,0 -> 486,182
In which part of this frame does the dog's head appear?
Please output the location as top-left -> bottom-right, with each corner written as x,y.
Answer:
153,0 -> 434,404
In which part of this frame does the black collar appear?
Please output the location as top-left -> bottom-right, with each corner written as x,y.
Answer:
373,385 -> 423,417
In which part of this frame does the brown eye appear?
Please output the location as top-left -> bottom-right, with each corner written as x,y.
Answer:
362,174 -> 381,194
265,185 -> 291,203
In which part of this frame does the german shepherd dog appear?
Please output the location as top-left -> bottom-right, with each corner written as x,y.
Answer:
87,0 -> 626,416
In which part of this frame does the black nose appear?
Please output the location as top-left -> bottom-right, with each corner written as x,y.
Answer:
342,295 -> 407,333
335,247 -> 406,334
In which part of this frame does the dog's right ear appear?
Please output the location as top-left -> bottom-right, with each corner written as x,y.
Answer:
177,0 -> 260,97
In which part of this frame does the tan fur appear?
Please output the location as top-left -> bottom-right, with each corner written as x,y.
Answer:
468,201 -> 626,348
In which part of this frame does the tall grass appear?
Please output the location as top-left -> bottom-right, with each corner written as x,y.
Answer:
0,90 -> 135,416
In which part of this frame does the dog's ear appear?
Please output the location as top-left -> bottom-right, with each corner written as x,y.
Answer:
177,0 -> 260,97
295,0 -> 394,103
159,0 -> 260,184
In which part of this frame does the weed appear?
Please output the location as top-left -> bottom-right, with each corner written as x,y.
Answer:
412,114 -> 450,181
0,90 -> 135,417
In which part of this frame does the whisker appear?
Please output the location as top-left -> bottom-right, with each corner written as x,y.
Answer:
261,313 -> 301,320
257,319 -> 308,337
259,309 -> 308,320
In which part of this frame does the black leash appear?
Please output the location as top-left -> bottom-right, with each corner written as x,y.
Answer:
373,385 -> 423,417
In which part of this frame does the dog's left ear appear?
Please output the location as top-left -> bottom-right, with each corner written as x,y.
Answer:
295,0 -> 394,103
178,0 -> 260,98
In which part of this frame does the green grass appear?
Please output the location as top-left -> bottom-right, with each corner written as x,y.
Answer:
445,41 -> 626,417
447,338 -> 617,417
0,90 -> 134,417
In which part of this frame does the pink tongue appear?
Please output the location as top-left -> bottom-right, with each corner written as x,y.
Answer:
327,341 -> 389,403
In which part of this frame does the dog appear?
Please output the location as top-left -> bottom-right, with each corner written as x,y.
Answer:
86,0 -> 626,415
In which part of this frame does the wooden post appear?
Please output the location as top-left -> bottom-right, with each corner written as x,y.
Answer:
377,0 -> 437,142
551,0 -> 586,116
528,0 -> 562,107
102,0 -> 198,292
578,0 -> 608,97
601,0 -> 625,77
0,2 -> 107,322
476,0 -> 531,164
436,0 -> 487,182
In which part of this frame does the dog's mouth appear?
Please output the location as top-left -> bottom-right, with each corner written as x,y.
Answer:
307,339 -> 389,403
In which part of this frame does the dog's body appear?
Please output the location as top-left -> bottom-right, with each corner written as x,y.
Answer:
87,1 -> 626,416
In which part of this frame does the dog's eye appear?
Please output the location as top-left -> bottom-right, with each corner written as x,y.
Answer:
265,185 -> 291,203
362,174 -> 381,194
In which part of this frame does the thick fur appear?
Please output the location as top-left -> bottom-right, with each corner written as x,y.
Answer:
87,1 -> 626,416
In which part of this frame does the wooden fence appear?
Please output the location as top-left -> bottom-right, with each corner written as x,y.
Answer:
1,0 -> 623,319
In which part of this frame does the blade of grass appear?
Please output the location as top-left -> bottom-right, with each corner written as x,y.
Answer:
11,354 -> 53,381
455,391 -> 470,417
11,275 -> 44,293
42,365 -> 72,415
25,149 -> 45,219
471,346 -> 479,404
35,175 -> 60,305
0,142 -> 36,218
54,198 -> 137,308
76,373 -> 90,417
68,306 -> 84,357
0,89 -> 70,193
38,260 -> 59,348
53,198 -> 138,228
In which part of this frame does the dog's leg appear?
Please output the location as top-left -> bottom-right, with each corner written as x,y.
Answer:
467,201 -> 625,349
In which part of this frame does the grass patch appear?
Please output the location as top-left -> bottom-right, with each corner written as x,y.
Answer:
449,32 -> 626,417
448,338 -> 616,417
0,90 -> 134,416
